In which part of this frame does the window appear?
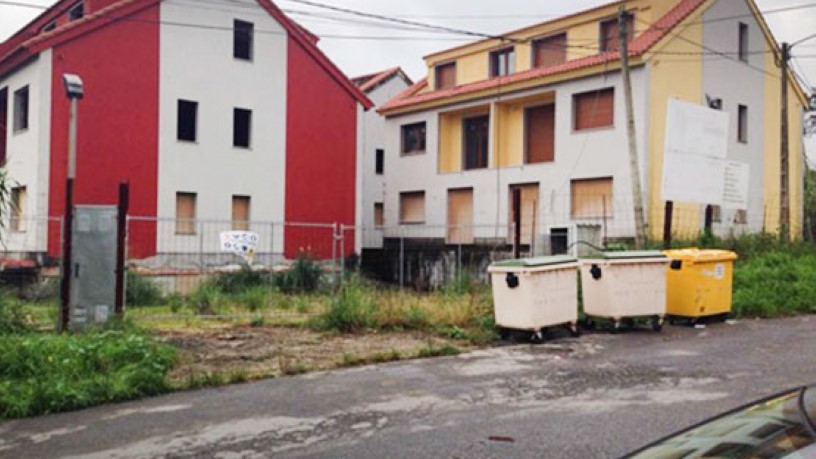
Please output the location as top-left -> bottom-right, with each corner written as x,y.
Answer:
375,148 -> 384,174
13,86 -> 29,132
710,205 -> 722,223
233,108 -> 252,148
42,20 -> 56,32
738,104 -> 748,143
738,23 -> 748,62
435,62 -> 456,90
735,209 -> 747,225
490,47 -> 515,78
401,122 -> 426,155
177,99 -> 197,142
374,203 -> 384,227
571,177 -> 613,218
447,188 -> 473,244
508,183 -> 539,245
399,191 -> 425,224
234,20 -> 254,60
532,33 -> 567,68
175,192 -> 197,234
525,104 -> 555,163
68,1 -> 84,21
10,186 -> 26,232
463,115 -> 489,170
600,13 -> 633,52
232,195 -> 250,231
573,88 -> 614,131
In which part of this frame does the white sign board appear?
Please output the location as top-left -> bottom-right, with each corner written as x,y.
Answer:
220,231 -> 259,262
661,99 -> 750,209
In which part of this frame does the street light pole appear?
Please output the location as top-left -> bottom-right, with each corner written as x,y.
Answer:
59,74 -> 83,332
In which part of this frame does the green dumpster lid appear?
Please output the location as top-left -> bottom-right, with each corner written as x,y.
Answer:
491,255 -> 577,267
584,250 -> 667,260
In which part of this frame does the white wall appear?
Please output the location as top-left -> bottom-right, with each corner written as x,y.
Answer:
358,75 -> 411,248
0,50 -> 52,254
158,0 -> 287,255
702,0 -> 767,235
382,68 -> 649,244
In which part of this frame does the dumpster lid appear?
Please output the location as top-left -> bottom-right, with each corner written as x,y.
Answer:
663,248 -> 738,262
584,250 -> 668,260
491,255 -> 577,267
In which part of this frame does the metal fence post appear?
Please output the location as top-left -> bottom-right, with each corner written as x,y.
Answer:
198,221 -> 204,274
338,224 -> 345,287
399,235 -> 405,287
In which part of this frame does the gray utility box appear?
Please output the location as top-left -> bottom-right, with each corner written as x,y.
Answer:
67,205 -> 118,331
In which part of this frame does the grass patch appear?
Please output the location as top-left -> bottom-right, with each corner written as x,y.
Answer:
733,250 -> 816,318
417,341 -> 461,358
0,327 -> 177,419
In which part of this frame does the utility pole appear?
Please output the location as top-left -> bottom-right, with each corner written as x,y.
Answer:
780,42 -> 790,240
619,6 -> 647,249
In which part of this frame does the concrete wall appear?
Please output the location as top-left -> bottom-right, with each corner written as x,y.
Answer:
0,51 -> 52,254
157,0 -> 287,255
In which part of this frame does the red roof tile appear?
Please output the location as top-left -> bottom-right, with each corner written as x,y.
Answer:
380,0 -> 707,114
351,67 -> 412,94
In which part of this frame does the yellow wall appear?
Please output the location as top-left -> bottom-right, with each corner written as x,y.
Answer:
495,104 -> 525,167
763,50 -> 805,237
438,112 -> 463,173
456,52 -> 490,87
645,16 -> 704,239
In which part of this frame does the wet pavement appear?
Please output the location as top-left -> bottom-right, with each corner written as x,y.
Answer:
2,315 -> 815,458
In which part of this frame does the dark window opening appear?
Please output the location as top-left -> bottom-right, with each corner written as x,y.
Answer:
738,23 -> 749,62
738,104 -> 748,143
177,99 -> 198,142
68,2 -> 84,21
490,47 -> 515,78
435,62 -> 456,90
375,148 -> 384,174
234,20 -> 254,61
600,13 -> 633,52
233,108 -> 252,148
532,33 -> 567,68
463,115 -> 489,170
13,86 -> 29,132
401,122 -> 426,154
42,20 -> 56,32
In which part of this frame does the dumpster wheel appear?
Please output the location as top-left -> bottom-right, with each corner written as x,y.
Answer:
651,315 -> 664,332
567,322 -> 582,337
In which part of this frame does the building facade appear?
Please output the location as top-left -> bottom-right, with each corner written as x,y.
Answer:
378,0 -> 809,251
0,0 -> 372,262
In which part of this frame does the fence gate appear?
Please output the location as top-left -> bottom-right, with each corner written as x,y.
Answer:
66,205 -> 118,331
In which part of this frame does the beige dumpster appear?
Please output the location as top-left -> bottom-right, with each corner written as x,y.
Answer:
579,251 -> 669,332
487,256 -> 580,340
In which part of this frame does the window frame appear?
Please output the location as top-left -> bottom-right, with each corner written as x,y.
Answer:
233,107 -> 252,149
572,87 -> 615,132
373,202 -> 384,227
599,12 -> 633,52
524,104 -> 556,164
10,186 -> 26,233
231,195 -> 251,231
375,148 -> 384,174
434,61 -> 456,90
177,99 -> 198,142
399,191 -> 426,225
175,192 -> 197,235
13,86 -> 29,133
737,104 -> 748,144
570,177 -> 614,219
531,32 -> 567,68
462,114 -> 490,170
738,22 -> 749,62
489,46 -> 516,78
400,122 -> 427,156
233,19 -> 254,61
68,1 -> 84,21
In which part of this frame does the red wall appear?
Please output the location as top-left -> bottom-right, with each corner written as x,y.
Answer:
284,36 -> 357,260
0,89 -> 7,165
48,5 -> 159,258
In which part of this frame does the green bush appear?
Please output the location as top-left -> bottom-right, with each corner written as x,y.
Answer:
209,266 -> 270,294
238,286 -> 269,312
188,284 -> 223,315
0,329 -> 176,418
0,294 -> 30,334
276,253 -> 323,294
313,279 -> 374,333
126,272 -> 164,307
733,251 -> 816,318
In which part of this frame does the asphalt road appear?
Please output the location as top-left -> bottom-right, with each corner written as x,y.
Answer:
2,316 -> 816,459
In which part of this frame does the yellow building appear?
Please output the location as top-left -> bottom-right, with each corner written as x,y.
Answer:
379,0 -> 809,245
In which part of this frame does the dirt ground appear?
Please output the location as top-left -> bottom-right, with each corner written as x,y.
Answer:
159,325 -> 472,384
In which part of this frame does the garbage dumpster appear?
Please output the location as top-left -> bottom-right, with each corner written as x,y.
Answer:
664,248 -> 737,323
487,256 -> 580,340
580,251 -> 669,332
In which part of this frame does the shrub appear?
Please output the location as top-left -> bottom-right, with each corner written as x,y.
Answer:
314,279 -> 374,333
209,266 -> 270,294
276,252 -> 322,294
126,272 -> 164,307
0,329 -> 177,418
732,251 -> 816,318
238,286 -> 269,312
188,284 -> 223,315
0,294 -> 30,334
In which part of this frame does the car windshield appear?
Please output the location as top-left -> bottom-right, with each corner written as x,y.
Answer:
627,387 -> 816,459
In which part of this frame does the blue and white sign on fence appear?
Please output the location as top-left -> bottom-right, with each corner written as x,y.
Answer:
220,231 -> 260,263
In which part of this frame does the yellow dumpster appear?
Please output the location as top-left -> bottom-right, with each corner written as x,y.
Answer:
664,248 -> 737,322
